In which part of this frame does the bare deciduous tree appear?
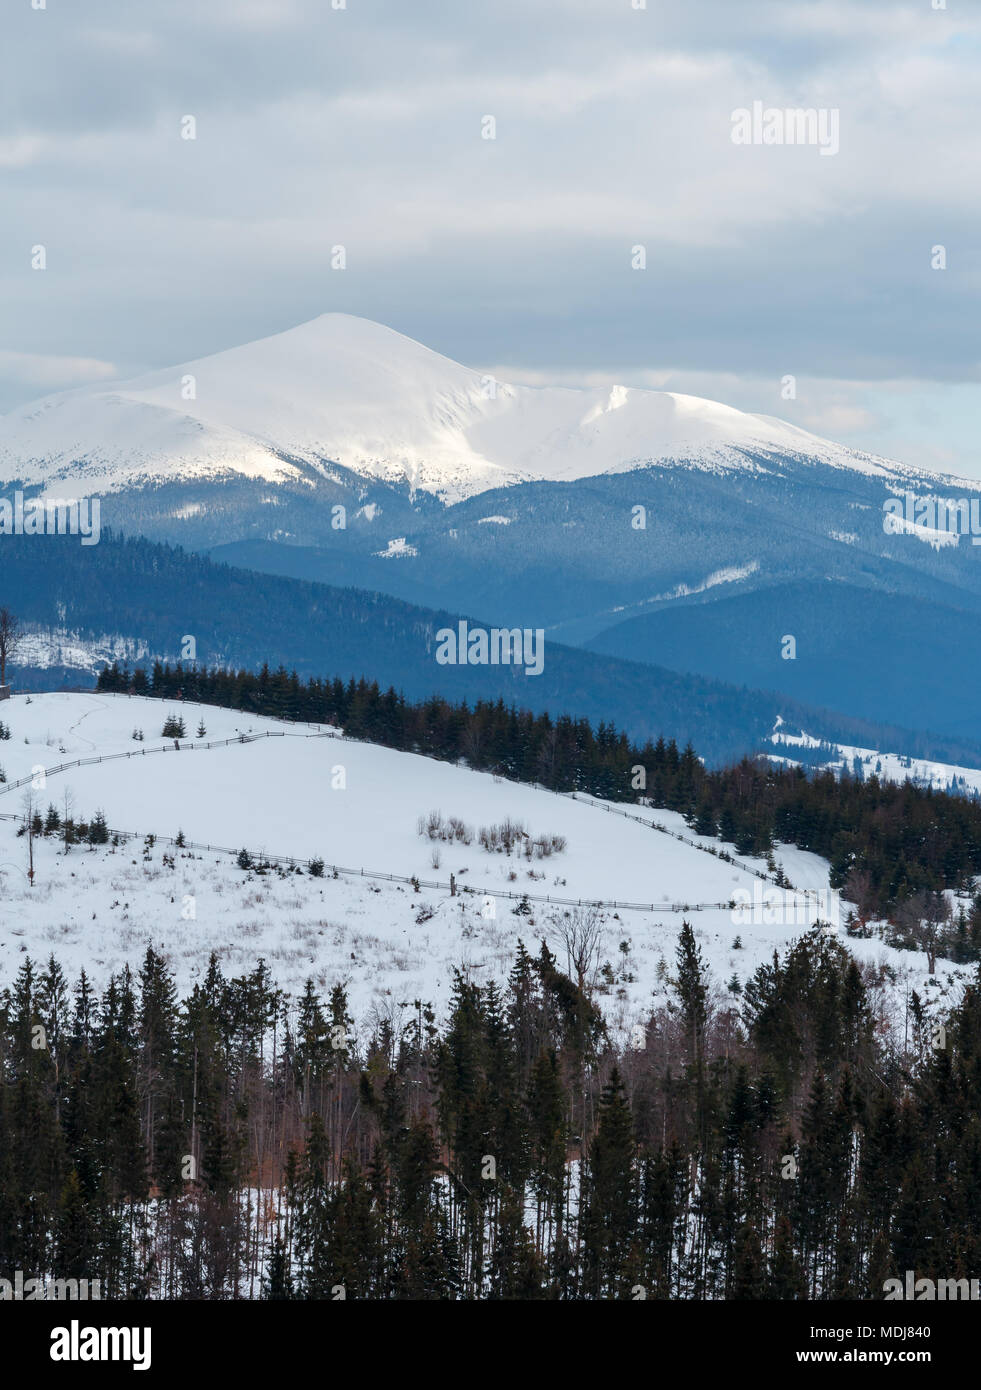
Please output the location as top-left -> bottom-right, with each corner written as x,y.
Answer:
0,607 -> 21,687
461,716 -> 483,769
894,889 -> 949,975
842,866 -> 877,925
21,789 -> 37,885
62,786 -> 75,855
554,905 -> 605,993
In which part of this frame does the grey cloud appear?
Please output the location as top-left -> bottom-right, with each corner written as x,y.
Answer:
3,0 -> 980,473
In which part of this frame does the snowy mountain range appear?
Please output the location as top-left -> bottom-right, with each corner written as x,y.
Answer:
4,314 -> 981,772
0,313 -> 929,503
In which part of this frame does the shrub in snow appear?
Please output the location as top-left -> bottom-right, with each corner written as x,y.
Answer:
417,810 -> 474,845
478,818 -> 566,858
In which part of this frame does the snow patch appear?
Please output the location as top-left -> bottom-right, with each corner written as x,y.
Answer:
374,536 -> 418,558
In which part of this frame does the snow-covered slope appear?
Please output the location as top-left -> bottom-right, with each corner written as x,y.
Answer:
0,693 -> 962,1039
768,724 -> 981,797
0,314 -> 916,502
11,627 -> 149,677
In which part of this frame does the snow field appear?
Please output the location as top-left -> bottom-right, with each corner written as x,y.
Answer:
0,693 -> 965,1043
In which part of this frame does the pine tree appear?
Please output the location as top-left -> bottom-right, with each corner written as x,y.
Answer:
674,921 -> 708,1061
769,1214 -> 807,1299
580,1068 -> 636,1297
731,1219 -> 766,1299
262,1235 -> 293,1299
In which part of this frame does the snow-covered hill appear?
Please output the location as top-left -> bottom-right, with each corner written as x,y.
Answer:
768,724 -> 981,797
0,314 -> 921,503
0,693 -> 962,1040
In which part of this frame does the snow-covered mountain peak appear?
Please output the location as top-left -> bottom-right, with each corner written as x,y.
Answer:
0,313 -> 922,502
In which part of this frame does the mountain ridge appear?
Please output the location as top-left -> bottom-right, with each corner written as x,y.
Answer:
0,312 -> 946,503
4,527 -> 981,774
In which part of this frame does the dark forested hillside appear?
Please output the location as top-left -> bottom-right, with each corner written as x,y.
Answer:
2,933 -> 978,1300
587,579 -> 981,744
5,527 -> 981,769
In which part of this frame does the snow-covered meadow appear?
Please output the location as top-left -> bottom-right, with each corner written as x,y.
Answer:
0,692 -> 964,1040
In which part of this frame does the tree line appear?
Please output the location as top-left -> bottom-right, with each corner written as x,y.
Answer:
1,932 -> 978,1299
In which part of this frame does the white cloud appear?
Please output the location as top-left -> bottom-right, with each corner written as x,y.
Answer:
0,351 -> 119,391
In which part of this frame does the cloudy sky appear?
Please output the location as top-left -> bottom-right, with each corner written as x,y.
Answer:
3,0 -> 980,475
